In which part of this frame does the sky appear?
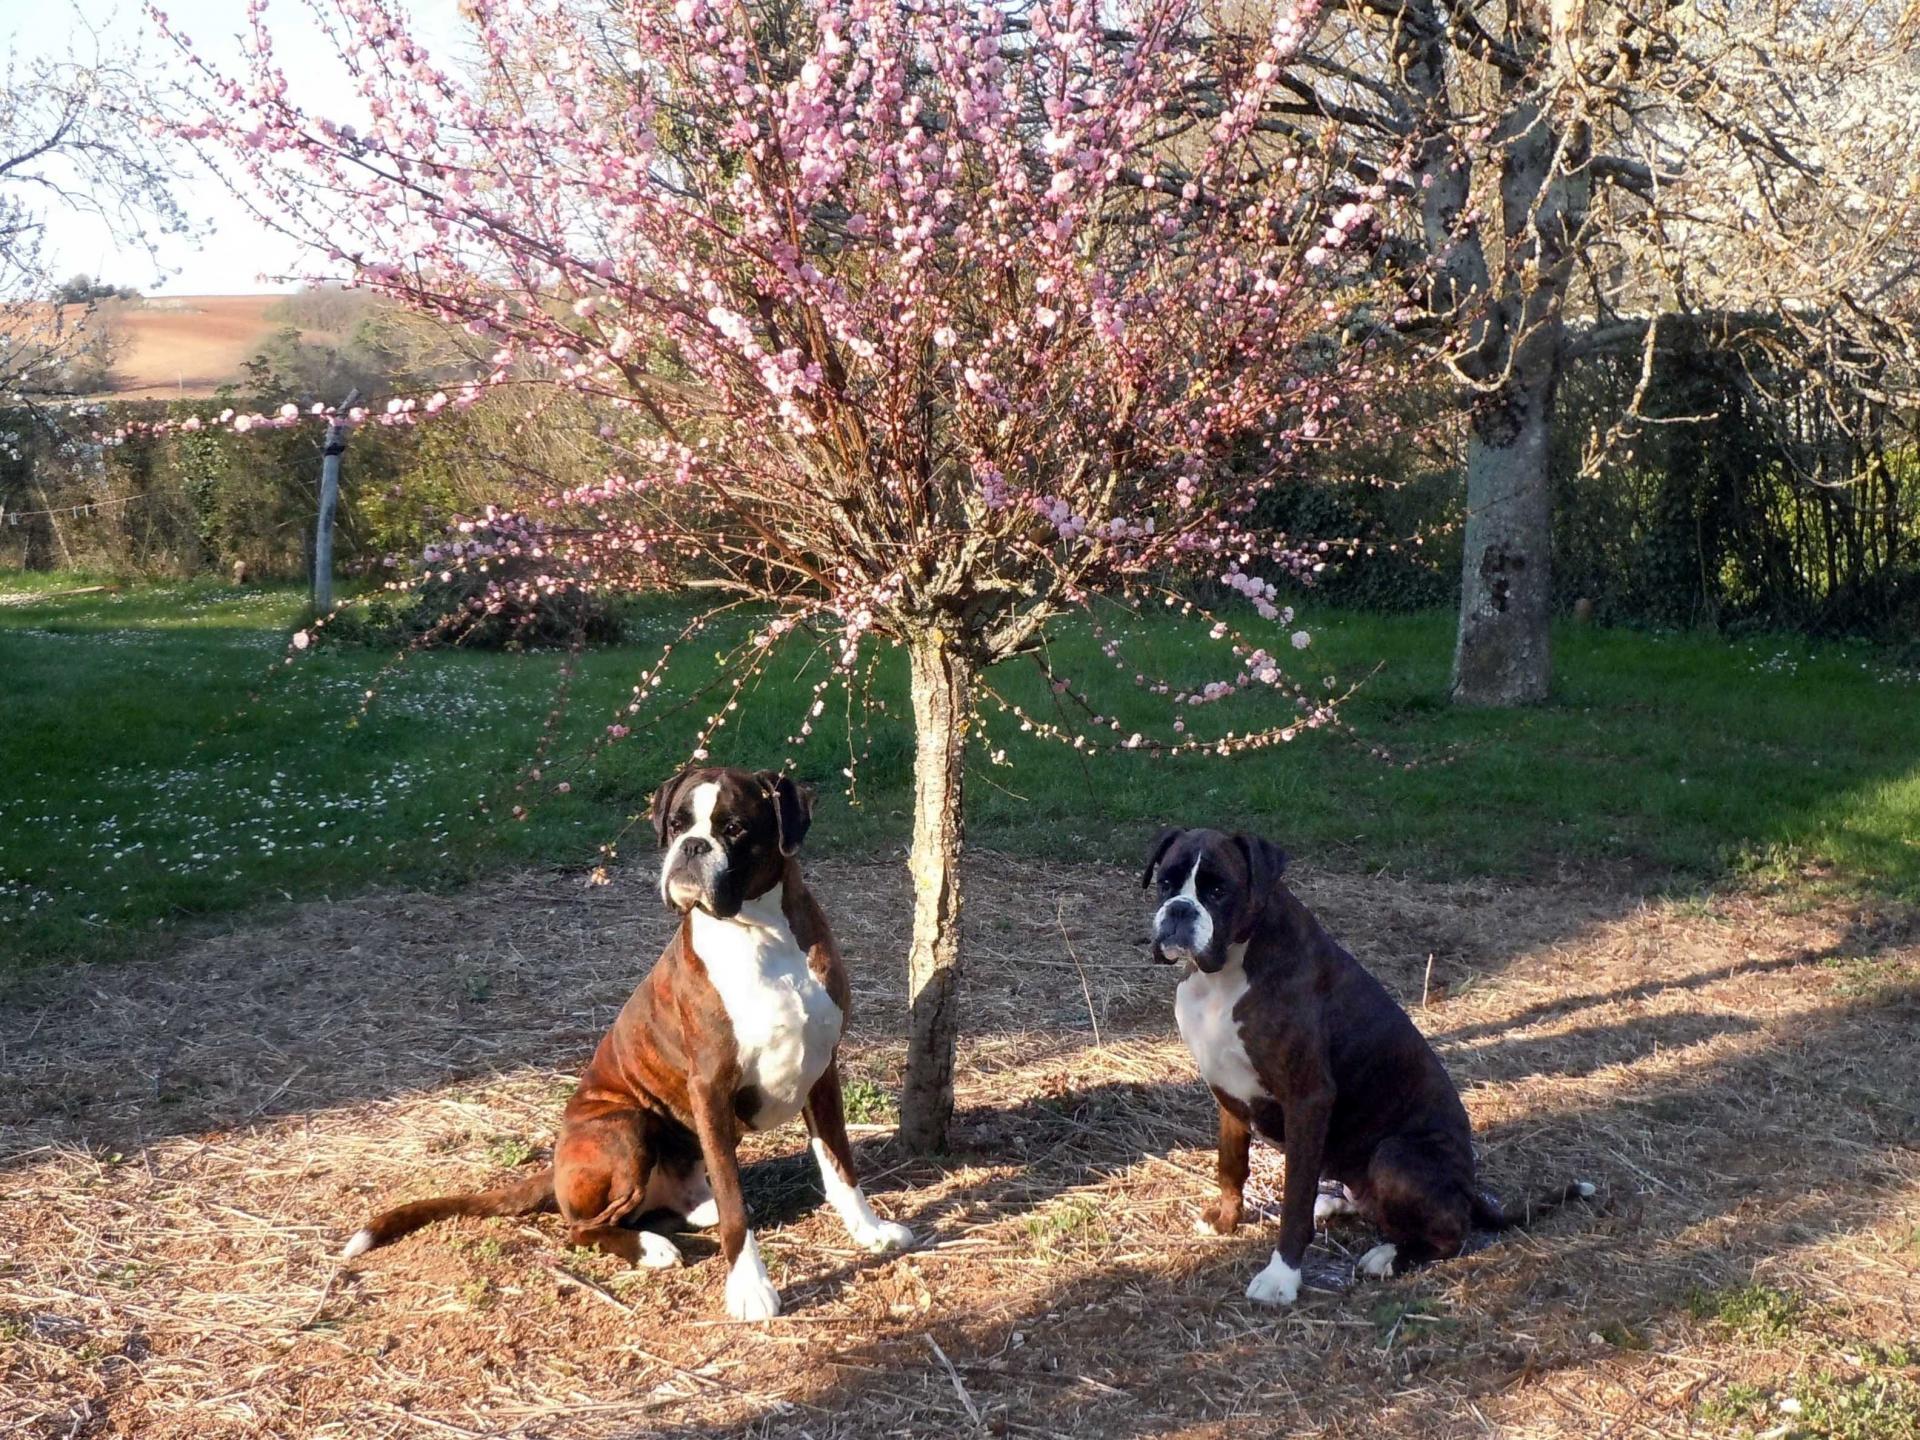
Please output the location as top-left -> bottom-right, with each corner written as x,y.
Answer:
17,0 -> 463,296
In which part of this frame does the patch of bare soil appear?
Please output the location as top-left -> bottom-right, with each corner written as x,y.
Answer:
85,296 -> 317,399
2,859 -> 1917,1438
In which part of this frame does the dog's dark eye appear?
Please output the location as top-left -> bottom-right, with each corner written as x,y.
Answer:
722,819 -> 747,841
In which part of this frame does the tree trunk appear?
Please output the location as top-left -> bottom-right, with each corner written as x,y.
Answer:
1451,367 -> 1556,705
311,389 -> 358,615
1450,89 -> 1584,708
312,422 -> 346,613
898,629 -> 972,1152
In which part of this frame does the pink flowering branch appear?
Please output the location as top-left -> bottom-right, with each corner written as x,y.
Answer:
158,0 -> 1416,1149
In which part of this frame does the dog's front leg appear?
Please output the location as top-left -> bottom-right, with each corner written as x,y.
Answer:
1197,1094 -> 1251,1235
1246,1092 -> 1330,1306
803,1058 -> 914,1253
688,1077 -> 779,1321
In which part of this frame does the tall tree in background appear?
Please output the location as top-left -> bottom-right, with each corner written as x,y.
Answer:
1,21 -> 186,406
160,0 -> 1404,1148
1210,0 -> 1920,702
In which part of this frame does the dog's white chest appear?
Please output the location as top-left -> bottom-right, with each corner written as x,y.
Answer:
691,904 -> 842,1131
1174,956 -> 1268,1106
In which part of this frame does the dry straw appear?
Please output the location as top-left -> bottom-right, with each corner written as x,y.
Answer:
3,857 -> 1916,1437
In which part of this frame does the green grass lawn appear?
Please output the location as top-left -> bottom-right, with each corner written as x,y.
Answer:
4,574 -> 1917,968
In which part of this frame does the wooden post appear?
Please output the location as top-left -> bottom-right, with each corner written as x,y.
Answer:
311,388 -> 358,614
31,481 -> 75,569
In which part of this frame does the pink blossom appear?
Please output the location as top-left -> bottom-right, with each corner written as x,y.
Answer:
158,0 -> 1382,796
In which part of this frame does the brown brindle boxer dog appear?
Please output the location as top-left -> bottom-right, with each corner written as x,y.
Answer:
342,767 -> 912,1320
1144,827 -> 1592,1305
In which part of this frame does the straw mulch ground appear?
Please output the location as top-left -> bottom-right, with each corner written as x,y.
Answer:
3,856 -> 1916,1438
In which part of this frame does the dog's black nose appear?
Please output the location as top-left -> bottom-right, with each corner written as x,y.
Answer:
679,836 -> 712,858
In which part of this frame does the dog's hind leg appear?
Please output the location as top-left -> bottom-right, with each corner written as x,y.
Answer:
1356,1138 -> 1471,1280
636,1121 -> 714,1229
1314,1182 -> 1361,1226
568,1224 -> 683,1268
555,1106 -> 661,1264
675,1172 -> 718,1229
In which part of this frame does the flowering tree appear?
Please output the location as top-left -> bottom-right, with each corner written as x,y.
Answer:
156,0 -> 1404,1148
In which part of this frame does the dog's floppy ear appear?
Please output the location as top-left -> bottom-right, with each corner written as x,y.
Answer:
756,770 -> 813,856
1233,833 -> 1290,898
651,768 -> 695,848
1140,827 -> 1184,888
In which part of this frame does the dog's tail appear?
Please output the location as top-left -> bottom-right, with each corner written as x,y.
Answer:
1470,1180 -> 1596,1232
340,1168 -> 557,1259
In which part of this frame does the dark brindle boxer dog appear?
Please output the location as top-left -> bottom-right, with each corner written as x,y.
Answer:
1144,827 -> 1592,1305
342,766 -> 912,1319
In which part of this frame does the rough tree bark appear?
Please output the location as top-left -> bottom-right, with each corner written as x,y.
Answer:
898,628 -> 972,1152
1395,0 -> 1563,707
1448,96 -> 1587,707
1451,365 -> 1557,704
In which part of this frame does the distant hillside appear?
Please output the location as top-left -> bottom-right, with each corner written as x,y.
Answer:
84,292 -> 370,400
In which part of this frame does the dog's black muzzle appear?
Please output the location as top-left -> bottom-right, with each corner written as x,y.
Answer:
1153,898 -> 1227,970
1151,899 -> 1199,958
663,838 -> 744,919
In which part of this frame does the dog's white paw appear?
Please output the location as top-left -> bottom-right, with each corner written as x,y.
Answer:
855,1219 -> 914,1254
809,1140 -> 910,1255
340,1228 -> 374,1260
683,1198 -> 719,1229
1244,1251 -> 1302,1307
1357,1243 -> 1398,1279
1314,1186 -> 1358,1224
724,1233 -> 780,1321
638,1231 -> 683,1269
726,1272 -> 780,1321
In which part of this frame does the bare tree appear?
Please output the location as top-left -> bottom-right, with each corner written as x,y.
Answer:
1,14 -> 189,407
1209,0 -> 1920,701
